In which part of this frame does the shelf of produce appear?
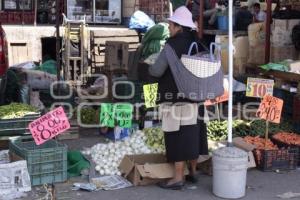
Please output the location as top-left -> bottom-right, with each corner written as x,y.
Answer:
246,66 -> 300,83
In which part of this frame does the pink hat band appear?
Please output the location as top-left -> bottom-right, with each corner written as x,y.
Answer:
168,6 -> 196,29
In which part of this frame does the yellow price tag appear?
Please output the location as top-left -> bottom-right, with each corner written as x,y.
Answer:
246,78 -> 274,98
143,83 -> 158,108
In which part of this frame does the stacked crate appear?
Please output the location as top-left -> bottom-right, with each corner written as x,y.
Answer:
138,0 -> 171,22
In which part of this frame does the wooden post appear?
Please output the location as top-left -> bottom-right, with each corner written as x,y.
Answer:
264,0 -> 272,64
198,0 -> 204,39
265,120 -> 269,147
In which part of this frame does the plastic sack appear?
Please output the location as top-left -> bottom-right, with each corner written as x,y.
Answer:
10,61 -> 36,70
129,11 -> 155,33
141,23 -> 169,59
36,59 -> 57,75
23,69 -> 57,90
30,91 -> 45,110
260,62 -> 289,72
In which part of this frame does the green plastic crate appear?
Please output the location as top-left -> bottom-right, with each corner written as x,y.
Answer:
0,113 -> 40,136
9,136 -> 67,186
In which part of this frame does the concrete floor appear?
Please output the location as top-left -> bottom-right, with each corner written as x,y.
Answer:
21,130 -> 300,200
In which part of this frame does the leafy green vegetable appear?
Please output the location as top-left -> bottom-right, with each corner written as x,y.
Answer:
0,103 -> 38,119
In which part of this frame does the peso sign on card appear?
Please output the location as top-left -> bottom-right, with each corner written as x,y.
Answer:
256,95 -> 283,124
246,78 -> 274,98
29,106 -> 70,145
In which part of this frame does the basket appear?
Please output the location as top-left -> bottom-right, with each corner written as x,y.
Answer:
0,113 -> 40,136
272,137 -> 300,167
9,136 -> 68,186
254,148 -> 298,171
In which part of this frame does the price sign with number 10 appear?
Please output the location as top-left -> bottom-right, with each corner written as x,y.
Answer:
246,78 -> 274,98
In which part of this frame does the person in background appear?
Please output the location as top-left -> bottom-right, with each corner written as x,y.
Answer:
235,5 -> 253,31
253,3 -> 266,22
148,6 -> 208,190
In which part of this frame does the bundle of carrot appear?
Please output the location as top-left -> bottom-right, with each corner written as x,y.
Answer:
243,136 -> 278,165
244,136 -> 278,150
273,132 -> 300,146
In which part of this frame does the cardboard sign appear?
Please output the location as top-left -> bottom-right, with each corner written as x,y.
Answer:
143,83 -> 158,108
100,103 -> 115,128
256,95 -> 283,124
100,103 -> 133,128
114,104 -> 133,128
246,78 -> 274,98
29,106 -> 70,145
204,90 -> 229,106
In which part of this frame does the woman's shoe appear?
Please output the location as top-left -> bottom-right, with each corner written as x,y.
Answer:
185,175 -> 198,184
157,181 -> 184,190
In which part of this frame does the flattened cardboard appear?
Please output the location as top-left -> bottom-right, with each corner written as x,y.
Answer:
233,137 -> 257,169
248,151 -> 256,168
119,154 -> 188,186
233,137 -> 256,152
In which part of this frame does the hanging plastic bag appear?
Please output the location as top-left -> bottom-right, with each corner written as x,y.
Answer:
129,11 -> 155,33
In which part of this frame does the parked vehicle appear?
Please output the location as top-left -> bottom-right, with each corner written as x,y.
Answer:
0,23 -> 8,76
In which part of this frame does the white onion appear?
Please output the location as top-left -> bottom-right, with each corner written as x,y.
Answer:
83,130 -> 166,176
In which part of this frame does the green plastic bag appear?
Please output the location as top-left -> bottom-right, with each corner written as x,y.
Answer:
141,23 -> 170,59
67,151 -> 90,177
36,59 -> 57,75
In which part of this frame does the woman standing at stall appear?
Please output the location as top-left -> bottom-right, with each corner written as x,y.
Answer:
148,6 -> 208,190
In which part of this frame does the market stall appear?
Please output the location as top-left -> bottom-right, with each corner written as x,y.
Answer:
0,1 -> 300,199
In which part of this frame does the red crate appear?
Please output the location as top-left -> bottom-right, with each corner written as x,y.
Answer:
0,12 -> 8,23
254,148 -> 298,171
23,12 -> 34,24
7,12 -> 15,23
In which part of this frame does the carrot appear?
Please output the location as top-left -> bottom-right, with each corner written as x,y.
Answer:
273,132 -> 300,146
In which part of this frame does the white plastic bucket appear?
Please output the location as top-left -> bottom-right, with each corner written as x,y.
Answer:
213,147 -> 248,199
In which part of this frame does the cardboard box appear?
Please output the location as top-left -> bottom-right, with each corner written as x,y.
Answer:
289,61 -> 300,73
119,154 -> 188,186
197,155 -> 212,176
233,137 -> 257,169
104,41 -> 129,72
271,45 -> 298,63
271,19 -> 300,47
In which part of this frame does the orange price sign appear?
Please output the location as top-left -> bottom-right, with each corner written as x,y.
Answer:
256,95 -> 283,124
246,78 -> 274,98
204,90 -> 229,106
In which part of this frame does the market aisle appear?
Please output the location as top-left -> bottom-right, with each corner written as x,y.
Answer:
23,169 -> 300,200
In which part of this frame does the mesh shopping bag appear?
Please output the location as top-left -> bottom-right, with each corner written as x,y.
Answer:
164,42 -> 224,101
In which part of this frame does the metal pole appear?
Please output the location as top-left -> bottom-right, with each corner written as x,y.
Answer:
198,0 -> 204,39
264,0 -> 272,63
93,0 -> 96,22
34,0 -> 37,26
227,0 -> 233,145
56,0 -> 61,94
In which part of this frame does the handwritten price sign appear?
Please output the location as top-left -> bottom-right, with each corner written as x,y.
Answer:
99,103 -> 133,128
204,90 -> 229,106
114,104 -> 133,128
143,83 -> 158,108
100,103 -> 115,128
246,78 -> 274,98
256,95 -> 283,124
29,107 -> 70,145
